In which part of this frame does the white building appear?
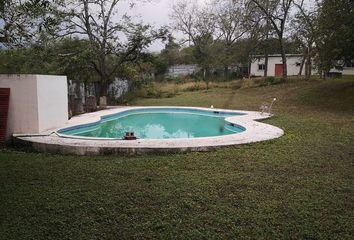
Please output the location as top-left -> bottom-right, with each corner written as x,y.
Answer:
250,54 -> 307,77
0,75 -> 68,140
166,64 -> 199,77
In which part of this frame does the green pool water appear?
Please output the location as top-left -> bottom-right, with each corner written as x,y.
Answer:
60,109 -> 245,139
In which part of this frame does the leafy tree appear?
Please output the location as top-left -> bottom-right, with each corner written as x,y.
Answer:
158,36 -> 181,70
54,38 -> 97,83
314,0 -> 354,77
154,36 -> 197,77
0,37 -> 97,82
178,46 -> 196,65
0,0 -> 60,47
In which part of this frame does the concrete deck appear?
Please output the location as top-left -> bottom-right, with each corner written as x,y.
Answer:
13,106 -> 284,155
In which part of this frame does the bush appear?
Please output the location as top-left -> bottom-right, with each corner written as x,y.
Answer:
146,88 -> 162,98
280,77 -> 287,83
257,76 -> 282,87
265,76 -> 276,84
253,78 -> 263,86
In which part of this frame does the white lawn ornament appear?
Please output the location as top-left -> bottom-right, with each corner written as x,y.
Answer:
260,98 -> 277,115
268,98 -> 277,114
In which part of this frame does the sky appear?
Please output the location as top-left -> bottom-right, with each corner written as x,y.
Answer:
120,0 -> 316,52
123,0 -> 172,52
120,0 -> 210,52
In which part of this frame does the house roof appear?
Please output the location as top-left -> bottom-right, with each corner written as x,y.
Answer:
250,54 -> 303,58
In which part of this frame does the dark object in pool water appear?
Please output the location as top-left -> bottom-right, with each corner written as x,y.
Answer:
219,126 -> 224,132
124,132 -> 137,140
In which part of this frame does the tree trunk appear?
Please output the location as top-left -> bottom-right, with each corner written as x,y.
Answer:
264,30 -> 269,78
299,56 -> 306,76
307,55 -> 312,79
248,58 -> 252,79
264,52 -> 269,77
99,79 -> 108,97
264,10 -> 270,78
99,78 -> 108,108
224,66 -> 229,79
305,55 -> 312,79
279,39 -> 287,80
204,66 -> 211,89
84,81 -> 87,100
305,44 -> 312,79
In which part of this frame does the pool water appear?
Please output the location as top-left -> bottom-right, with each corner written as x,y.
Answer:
59,108 -> 245,139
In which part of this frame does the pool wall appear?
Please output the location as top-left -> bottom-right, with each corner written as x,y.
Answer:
57,107 -> 246,139
13,106 -> 284,155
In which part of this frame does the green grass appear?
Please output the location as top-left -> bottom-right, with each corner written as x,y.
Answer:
1,77 -> 353,239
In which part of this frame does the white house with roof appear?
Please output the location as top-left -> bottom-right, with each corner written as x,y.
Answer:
250,54 -> 308,77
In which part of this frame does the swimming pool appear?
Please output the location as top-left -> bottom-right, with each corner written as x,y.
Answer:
15,106 -> 284,154
58,108 -> 246,139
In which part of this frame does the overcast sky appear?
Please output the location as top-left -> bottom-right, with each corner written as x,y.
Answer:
120,0 -> 315,52
121,0 -> 210,52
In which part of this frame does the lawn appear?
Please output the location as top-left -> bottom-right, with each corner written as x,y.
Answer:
1,77 -> 353,239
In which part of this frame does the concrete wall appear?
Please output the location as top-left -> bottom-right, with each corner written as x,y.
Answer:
36,75 -> 68,132
250,55 -> 306,77
0,75 -> 39,138
343,67 -> 354,75
0,75 -> 68,139
167,64 -> 199,77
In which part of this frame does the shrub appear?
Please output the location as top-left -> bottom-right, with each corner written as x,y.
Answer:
265,76 -> 276,84
252,78 -> 263,86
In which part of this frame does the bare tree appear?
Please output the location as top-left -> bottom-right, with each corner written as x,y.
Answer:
58,0 -> 167,106
171,0 -> 216,81
263,1 -> 271,77
213,0 -> 248,77
292,0 -> 320,79
249,0 -> 294,80
243,0 -> 273,77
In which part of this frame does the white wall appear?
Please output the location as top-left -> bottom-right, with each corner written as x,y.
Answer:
250,55 -> 305,77
0,75 -> 68,139
37,75 -> 68,132
343,67 -> 354,75
0,75 -> 39,138
167,65 -> 199,77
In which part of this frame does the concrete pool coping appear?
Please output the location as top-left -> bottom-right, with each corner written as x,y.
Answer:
13,106 -> 284,155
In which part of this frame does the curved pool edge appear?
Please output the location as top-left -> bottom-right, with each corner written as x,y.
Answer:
13,106 -> 284,155
56,106 -> 247,140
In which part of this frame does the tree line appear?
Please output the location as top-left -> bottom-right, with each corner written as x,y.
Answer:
0,0 -> 353,105
170,0 -> 354,80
